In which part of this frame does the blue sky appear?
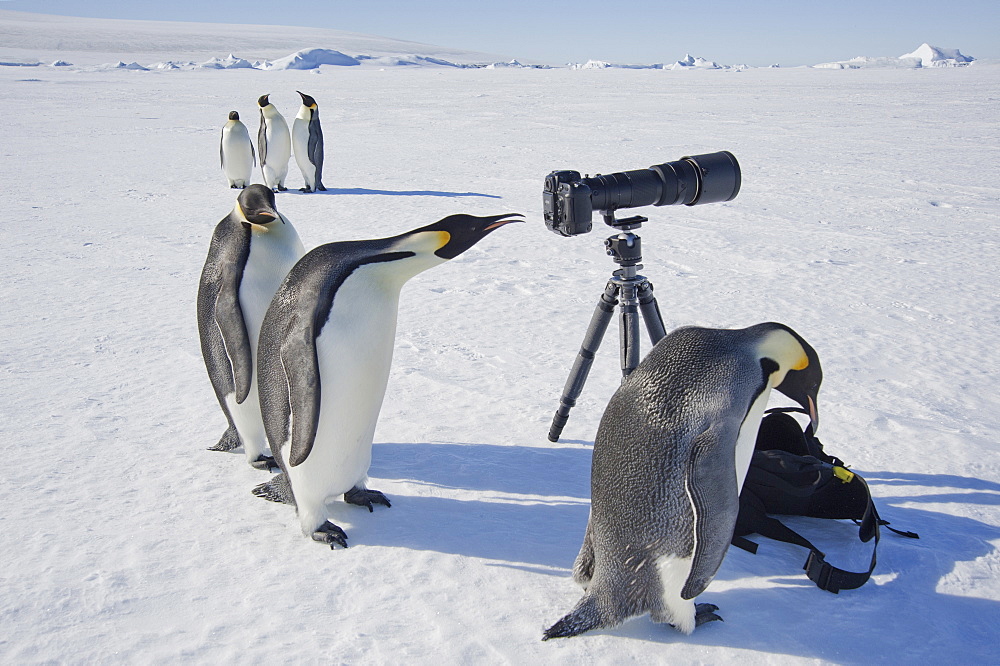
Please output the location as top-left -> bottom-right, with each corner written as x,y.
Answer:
2,1 -> 997,65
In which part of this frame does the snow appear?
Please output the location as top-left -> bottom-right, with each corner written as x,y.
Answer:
815,44 -> 976,70
900,43 -> 976,68
2,9 -> 999,665
266,48 -> 360,70
200,54 -> 255,70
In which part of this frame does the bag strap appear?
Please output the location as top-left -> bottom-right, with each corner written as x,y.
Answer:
735,470 -> 919,593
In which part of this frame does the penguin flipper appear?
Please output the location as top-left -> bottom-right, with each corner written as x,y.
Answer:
681,426 -> 742,600
308,115 -> 324,187
252,473 -> 295,505
213,280 -> 253,403
251,138 -> 257,167
280,330 -> 322,467
219,128 -> 225,169
208,425 -> 241,452
257,112 -> 268,166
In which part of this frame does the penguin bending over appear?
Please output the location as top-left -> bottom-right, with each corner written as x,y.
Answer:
257,94 -> 291,192
292,91 -> 325,193
543,323 -> 821,640
253,213 -> 521,548
220,111 -> 256,189
197,184 -> 305,469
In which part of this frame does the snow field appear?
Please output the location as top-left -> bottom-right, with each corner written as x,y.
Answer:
1,43 -> 998,664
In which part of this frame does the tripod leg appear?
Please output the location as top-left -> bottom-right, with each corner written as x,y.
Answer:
637,279 -> 666,344
548,282 -> 619,443
618,282 -> 641,377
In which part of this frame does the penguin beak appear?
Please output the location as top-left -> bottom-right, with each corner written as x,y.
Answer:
242,209 -> 279,226
427,213 -> 523,260
248,212 -> 277,225
807,394 -> 819,434
483,215 -> 523,232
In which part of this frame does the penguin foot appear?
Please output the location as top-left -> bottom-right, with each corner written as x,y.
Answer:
277,186 -> 288,192
312,522 -> 348,549
299,187 -> 312,193
343,487 -> 391,512
316,184 -> 326,191
695,603 -> 723,627
250,454 -> 278,471
207,426 -> 241,452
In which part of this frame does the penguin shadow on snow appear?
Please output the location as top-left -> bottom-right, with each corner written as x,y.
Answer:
648,470 -> 1000,662
340,440 -> 593,571
350,447 -> 999,658
284,187 -> 502,199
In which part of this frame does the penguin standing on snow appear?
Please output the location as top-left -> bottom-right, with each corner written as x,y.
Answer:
292,91 -> 325,193
257,94 -> 291,192
220,111 -> 256,189
197,184 -> 305,469
543,323 -> 821,640
253,213 -> 521,547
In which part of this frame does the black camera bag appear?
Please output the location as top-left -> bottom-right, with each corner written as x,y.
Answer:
731,408 -> 918,593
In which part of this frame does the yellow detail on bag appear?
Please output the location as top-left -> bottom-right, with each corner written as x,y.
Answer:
833,466 -> 855,483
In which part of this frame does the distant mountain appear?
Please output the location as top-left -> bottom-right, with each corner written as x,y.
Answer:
0,11 -> 978,72
0,8 -> 507,66
813,43 -> 975,69
899,43 -> 975,67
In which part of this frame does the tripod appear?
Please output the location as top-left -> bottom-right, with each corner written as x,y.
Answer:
548,214 -> 668,442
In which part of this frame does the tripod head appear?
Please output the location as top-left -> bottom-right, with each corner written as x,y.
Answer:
602,211 -> 647,231
602,211 -> 646,276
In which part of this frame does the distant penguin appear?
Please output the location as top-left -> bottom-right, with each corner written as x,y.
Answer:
220,111 -> 256,189
292,91 -> 326,193
543,323 -> 821,640
257,94 -> 291,192
253,213 -> 522,547
197,184 -> 305,469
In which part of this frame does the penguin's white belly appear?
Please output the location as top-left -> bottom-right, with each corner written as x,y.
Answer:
734,387 -> 773,492
286,266 -> 401,530
655,554 -> 697,634
292,118 -> 314,180
231,220 -> 304,459
224,377 -> 265,457
262,120 -> 291,185
221,125 -> 253,185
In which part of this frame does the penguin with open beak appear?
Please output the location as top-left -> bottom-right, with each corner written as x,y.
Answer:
253,213 -> 522,548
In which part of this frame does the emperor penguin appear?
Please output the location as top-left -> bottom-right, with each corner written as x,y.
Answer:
292,91 -> 326,193
543,322 -> 821,640
257,94 -> 291,192
197,184 -> 305,469
253,213 -> 522,548
220,111 -> 256,189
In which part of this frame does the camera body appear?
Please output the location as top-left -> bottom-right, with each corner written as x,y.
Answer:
543,171 -> 595,236
543,151 -> 741,237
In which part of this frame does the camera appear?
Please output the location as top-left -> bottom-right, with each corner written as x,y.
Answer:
543,151 -> 741,236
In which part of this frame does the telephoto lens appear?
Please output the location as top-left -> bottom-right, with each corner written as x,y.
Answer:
542,151 -> 740,237
590,151 -> 741,211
